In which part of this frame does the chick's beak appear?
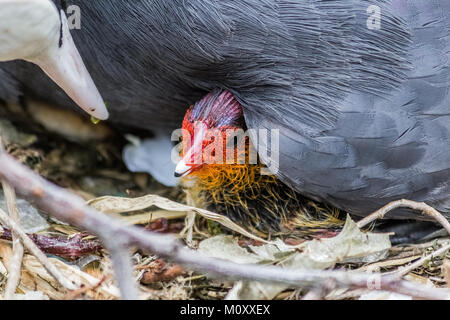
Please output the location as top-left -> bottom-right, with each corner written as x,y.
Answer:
174,159 -> 193,178
32,11 -> 109,120
174,122 -> 207,177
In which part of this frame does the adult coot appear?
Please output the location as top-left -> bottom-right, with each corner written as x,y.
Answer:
0,0 -> 108,120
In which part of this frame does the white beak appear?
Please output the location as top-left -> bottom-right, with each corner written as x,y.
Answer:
174,158 -> 192,178
174,122 -> 207,177
31,11 -> 108,120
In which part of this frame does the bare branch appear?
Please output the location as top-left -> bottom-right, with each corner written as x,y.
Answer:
357,199 -> 450,234
64,276 -> 109,300
389,242 -> 450,278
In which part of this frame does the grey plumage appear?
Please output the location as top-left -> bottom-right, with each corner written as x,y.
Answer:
1,0 -> 449,220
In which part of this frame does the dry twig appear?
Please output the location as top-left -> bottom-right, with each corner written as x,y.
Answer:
390,242 -> 450,278
357,199 -> 450,234
64,276 -> 109,300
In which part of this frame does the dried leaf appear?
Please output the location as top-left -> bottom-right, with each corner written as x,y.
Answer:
199,236 -> 264,264
0,259 -> 7,276
113,210 -> 186,225
21,255 -> 120,300
404,273 -> 435,287
88,195 -> 268,243
199,216 -> 391,300
0,242 -> 13,272
298,215 -> 391,265
356,255 -> 422,272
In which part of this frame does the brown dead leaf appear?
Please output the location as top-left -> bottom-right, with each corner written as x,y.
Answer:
141,264 -> 185,284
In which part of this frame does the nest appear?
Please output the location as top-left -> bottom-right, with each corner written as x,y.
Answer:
0,100 -> 448,300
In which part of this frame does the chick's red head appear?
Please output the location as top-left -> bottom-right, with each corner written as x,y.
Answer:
175,89 -> 247,178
